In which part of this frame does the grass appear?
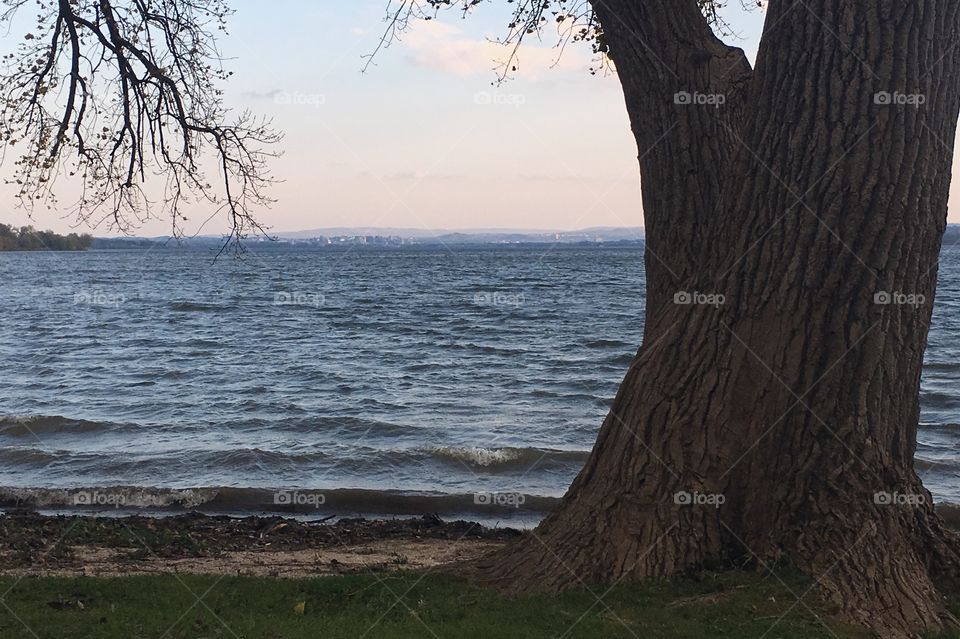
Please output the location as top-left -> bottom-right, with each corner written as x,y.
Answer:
0,569 -> 881,639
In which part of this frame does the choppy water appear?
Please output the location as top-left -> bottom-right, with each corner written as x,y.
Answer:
1,245 -> 959,522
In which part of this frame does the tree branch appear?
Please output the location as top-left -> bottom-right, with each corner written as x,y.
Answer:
0,0 -> 280,247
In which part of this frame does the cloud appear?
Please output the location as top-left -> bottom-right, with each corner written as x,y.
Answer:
400,21 -> 590,79
241,88 -> 284,100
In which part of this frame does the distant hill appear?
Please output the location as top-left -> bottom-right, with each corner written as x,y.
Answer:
92,236 -> 184,250
86,224 -> 960,250
274,226 -> 569,240
87,226 -> 646,249
274,226 -> 645,244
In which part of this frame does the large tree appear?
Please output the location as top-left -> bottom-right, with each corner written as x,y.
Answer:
387,1 -> 960,636
5,0 -> 960,636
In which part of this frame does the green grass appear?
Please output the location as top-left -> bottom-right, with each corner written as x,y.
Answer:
0,569 -> 882,639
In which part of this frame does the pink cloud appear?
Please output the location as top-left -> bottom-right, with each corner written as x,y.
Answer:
400,21 -> 590,78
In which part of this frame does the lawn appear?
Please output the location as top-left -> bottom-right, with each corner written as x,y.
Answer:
0,569 -> 892,638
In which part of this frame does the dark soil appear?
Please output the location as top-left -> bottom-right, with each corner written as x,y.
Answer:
0,509 -> 522,568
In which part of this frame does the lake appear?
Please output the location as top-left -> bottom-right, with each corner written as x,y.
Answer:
1,244 -> 958,524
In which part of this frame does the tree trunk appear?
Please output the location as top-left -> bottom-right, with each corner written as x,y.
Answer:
469,1 -> 960,636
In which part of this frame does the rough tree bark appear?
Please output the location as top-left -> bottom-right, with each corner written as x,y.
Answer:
469,1 -> 960,636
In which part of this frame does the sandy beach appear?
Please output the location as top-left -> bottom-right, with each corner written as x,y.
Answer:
0,510 -> 519,579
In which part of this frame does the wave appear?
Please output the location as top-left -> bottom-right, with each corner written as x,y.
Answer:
0,486 -> 218,510
428,446 -> 590,470
923,362 -> 960,373
0,486 -> 560,518
582,338 -> 632,348
0,414 -> 426,441
920,391 -> 960,407
0,414 -> 128,438
168,301 -> 224,312
446,343 -> 531,356
919,422 -> 960,429
0,447 -> 65,465
0,441 -> 589,480
254,416 -> 427,438
528,390 -> 605,404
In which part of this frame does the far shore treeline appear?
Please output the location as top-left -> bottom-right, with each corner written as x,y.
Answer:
2,224 -> 960,252
0,224 -> 93,251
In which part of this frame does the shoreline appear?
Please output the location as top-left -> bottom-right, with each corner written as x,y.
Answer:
0,510 -> 520,578
8,500 -> 960,580
0,485 -> 556,528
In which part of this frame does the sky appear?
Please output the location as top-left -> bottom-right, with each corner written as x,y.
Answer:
3,0 -> 958,236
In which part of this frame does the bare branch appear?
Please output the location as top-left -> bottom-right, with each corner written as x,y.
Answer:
0,0 -> 281,246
